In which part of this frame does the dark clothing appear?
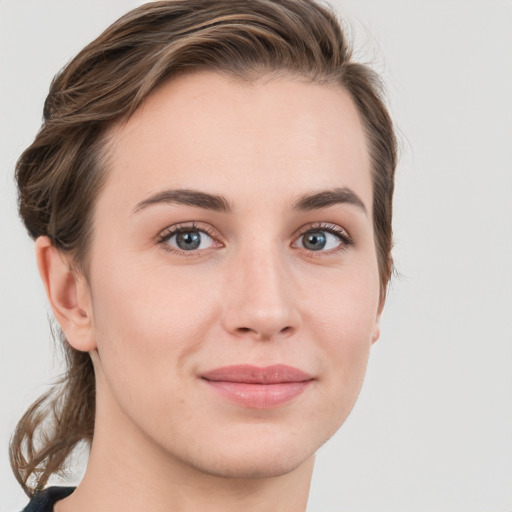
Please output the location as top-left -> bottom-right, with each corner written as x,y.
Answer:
22,486 -> 75,512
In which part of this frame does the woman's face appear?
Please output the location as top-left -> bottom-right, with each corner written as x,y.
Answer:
82,71 -> 381,478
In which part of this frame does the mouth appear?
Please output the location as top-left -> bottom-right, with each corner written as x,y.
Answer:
200,364 -> 314,408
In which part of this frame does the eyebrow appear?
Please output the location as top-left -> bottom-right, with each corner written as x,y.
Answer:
132,186 -> 367,216
132,188 -> 232,214
292,187 -> 367,215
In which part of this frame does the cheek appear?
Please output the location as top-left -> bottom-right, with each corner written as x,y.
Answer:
305,265 -> 379,398
87,258 -> 226,441
88,256 -> 221,380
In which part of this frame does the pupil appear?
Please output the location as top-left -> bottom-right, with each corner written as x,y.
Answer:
176,231 -> 201,250
303,231 -> 326,250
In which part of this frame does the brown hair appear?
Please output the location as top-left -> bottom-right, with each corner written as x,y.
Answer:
11,0 -> 397,497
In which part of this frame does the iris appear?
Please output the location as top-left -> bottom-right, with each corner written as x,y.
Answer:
302,231 -> 327,251
176,231 -> 202,250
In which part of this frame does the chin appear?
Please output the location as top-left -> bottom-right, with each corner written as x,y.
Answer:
170,421 -> 334,480
194,447 -> 313,480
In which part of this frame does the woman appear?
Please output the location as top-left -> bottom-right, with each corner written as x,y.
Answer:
10,1 -> 396,510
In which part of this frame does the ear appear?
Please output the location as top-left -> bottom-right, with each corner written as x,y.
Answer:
371,290 -> 386,344
35,236 -> 96,352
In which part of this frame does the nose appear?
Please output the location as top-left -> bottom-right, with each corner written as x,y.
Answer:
221,246 -> 300,342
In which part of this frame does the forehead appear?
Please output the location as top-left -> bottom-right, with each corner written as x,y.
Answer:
102,71 -> 372,212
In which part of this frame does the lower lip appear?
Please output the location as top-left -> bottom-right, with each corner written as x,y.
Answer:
202,380 -> 311,408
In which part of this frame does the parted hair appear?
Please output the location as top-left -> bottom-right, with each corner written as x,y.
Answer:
11,0 -> 397,497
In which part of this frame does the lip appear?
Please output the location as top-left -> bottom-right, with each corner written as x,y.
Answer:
200,365 -> 314,408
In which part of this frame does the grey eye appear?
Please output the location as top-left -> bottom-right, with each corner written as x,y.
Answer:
167,230 -> 215,251
295,230 -> 343,251
302,231 -> 327,251
176,231 -> 201,250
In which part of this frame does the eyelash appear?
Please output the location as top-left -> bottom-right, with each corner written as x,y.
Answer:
156,221 -> 354,255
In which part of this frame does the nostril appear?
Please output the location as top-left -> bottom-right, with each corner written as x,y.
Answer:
234,325 -> 293,339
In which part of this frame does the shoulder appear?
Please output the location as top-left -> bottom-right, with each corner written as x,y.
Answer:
21,487 -> 76,512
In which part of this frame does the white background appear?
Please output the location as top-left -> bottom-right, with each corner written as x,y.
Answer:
1,1 -> 511,510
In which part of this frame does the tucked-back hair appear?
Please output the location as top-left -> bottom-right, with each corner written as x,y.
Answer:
11,0 -> 397,497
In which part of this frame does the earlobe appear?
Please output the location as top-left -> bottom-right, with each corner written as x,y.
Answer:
35,236 -> 96,352
371,322 -> 381,344
372,292 -> 386,344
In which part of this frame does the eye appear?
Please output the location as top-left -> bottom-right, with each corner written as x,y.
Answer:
158,224 -> 220,253
292,224 -> 353,253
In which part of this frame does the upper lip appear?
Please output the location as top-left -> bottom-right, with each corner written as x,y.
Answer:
201,364 -> 314,384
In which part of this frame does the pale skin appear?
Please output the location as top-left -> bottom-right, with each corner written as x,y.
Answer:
36,71 -> 383,512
